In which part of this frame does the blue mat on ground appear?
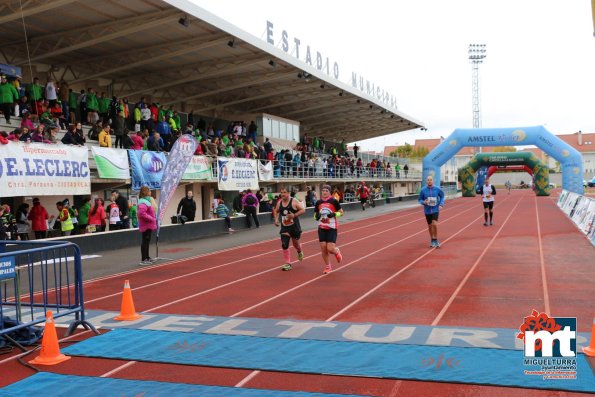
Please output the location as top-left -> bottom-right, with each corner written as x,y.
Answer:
62,329 -> 595,393
0,373 -> 366,397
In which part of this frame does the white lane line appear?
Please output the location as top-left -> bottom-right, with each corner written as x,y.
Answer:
534,194 -> 550,314
431,196 -> 524,326
100,360 -> 137,377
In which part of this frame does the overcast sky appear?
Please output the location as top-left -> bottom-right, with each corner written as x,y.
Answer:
193,1 -> 595,152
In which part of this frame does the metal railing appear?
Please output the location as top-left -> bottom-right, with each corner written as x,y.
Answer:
208,158 -> 422,181
0,240 -> 97,349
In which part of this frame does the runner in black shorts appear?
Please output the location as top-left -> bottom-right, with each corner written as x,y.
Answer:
480,178 -> 496,226
314,185 -> 344,274
418,175 -> 445,248
356,181 -> 370,210
273,187 -> 305,271
425,212 -> 439,225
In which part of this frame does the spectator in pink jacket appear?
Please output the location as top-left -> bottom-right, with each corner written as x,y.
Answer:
130,130 -> 144,150
137,185 -> 157,265
27,198 -> 49,239
20,111 -> 35,131
87,198 -> 106,233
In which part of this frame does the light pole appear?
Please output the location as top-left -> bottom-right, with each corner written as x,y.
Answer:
468,44 -> 487,130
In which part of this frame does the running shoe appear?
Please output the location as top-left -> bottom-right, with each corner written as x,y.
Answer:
139,260 -> 152,266
297,251 -> 304,261
489,221 -> 493,226
430,240 -> 436,248
334,248 -> 342,263
281,263 -> 292,271
323,264 -> 332,274
147,257 -> 158,263
483,222 -> 488,226
435,240 -> 441,248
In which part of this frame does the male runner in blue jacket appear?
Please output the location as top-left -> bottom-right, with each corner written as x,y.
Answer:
418,176 -> 445,248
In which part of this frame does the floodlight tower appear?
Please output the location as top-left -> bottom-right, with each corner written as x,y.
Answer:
468,44 -> 487,129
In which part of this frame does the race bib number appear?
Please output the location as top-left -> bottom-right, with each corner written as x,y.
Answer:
427,197 -> 437,207
281,210 -> 294,226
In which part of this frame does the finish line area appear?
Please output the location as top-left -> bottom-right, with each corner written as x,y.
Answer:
1,189 -> 594,396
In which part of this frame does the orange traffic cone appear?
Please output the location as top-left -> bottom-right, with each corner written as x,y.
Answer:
583,321 -> 595,356
29,311 -> 71,365
114,280 -> 142,321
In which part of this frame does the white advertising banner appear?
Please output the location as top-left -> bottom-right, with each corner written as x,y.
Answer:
258,160 -> 273,181
91,146 -> 130,179
559,190 -> 579,215
0,142 -> 91,197
182,155 -> 212,180
558,189 -> 595,246
571,196 -> 595,235
216,157 -> 259,191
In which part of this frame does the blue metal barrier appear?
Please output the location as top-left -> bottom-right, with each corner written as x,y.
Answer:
0,240 -> 97,350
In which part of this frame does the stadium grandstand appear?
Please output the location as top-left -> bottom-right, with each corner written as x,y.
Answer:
0,0 -> 430,227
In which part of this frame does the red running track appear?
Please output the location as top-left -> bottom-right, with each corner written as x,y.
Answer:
2,189 -> 594,396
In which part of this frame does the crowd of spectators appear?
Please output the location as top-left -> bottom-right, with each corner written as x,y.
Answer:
1,75 -> 415,182
0,190 -> 133,240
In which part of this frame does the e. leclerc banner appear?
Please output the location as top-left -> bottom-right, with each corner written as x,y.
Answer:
157,134 -> 198,230
91,147 -> 130,179
128,150 -> 166,191
0,141 -> 90,197
217,157 -> 259,191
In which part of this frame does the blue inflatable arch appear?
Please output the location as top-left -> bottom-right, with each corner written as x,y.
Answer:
422,126 -> 583,194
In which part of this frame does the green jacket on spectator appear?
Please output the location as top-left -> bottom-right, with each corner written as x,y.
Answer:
134,107 -> 141,123
0,82 -> 19,104
129,205 -> 138,228
68,91 -> 78,109
173,114 -> 181,130
86,92 -> 99,111
67,207 -> 78,223
77,201 -> 90,225
158,107 -> 166,121
98,97 -> 110,114
27,82 -> 43,101
168,116 -> 177,131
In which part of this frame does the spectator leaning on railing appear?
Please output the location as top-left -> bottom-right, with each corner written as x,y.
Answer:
215,198 -> 234,233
